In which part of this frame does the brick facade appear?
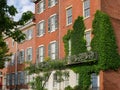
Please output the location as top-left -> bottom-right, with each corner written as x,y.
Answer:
1,0 -> 120,90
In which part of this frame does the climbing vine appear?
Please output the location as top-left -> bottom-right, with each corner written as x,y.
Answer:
63,10 -> 120,90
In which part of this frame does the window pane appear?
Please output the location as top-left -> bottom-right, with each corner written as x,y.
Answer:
91,73 -> 99,89
66,8 -> 72,25
27,48 -> 32,61
39,46 -> 44,62
84,0 -> 90,18
51,43 -> 56,59
49,0 -> 57,7
38,21 -> 45,36
38,0 -> 44,13
51,16 -> 56,31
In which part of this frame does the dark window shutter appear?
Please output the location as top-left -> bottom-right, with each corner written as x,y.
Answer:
44,0 -> 46,10
22,50 -> 25,63
43,46 -> 45,61
55,14 -> 58,29
55,0 -> 58,4
37,23 -> 40,36
30,48 -> 33,61
37,3 -> 40,13
17,52 -> 20,64
48,0 -> 51,7
26,49 -> 28,61
48,44 -> 51,58
36,48 -> 39,64
55,41 -> 58,59
30,30 -> 33,39
48,18 -> 51,32
43,21 -> 46,34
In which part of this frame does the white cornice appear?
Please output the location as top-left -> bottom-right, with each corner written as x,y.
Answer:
19,21 -> 36,30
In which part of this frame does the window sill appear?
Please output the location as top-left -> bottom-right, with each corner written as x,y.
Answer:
26,38 -> 33,41
48,28 -> 58,33
37,10 -> 45,14
83,16 -> 90,20
37,34 -> 45,38
66,23 -> 72,27
48,4 -> 57,8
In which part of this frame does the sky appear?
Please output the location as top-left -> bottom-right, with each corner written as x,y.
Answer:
7,0 -> 35,21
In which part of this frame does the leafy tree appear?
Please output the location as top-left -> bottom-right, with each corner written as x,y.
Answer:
0,0 -> 33,68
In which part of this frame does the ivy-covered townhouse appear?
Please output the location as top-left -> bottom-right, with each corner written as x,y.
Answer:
1,0 -> 120,90
32,0 -> 120,90
1,19 -> 36,90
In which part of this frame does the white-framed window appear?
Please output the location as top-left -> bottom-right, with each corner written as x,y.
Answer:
76,73 -> 79,85
38,0 -> 45,13
20,72 -> 25,85
18,50 -> 25,64
85,30 -> 91,50
64,72 -> 69,88
53,73 -> 57,88
4,61 -> 9,68
25,29 -> 33,40
48,14 -> 58,32
48,41 -> 58,60
68,39 -> 71,56
17,71 -> 25,85
26,47 -> 32,61
12,73 -> 15,85
12,39 -> 15,47
6,41 -> 9,46
36,45 -> 45,63
66,7 -> 72,25
24,71 -> 30,84
48,0 -> 58,7
83,0 -> 90,18
11,54 -> 15,66
37,20 -> 45,36
6,74 -> 10,86
91,73 -> 99,90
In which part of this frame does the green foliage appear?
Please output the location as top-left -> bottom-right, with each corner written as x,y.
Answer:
91,10 -> 120,70
0,0 -> 33,68
64,86 -> 73,90
71,16 -> 87,55
63,16 -> 86,56
63,11 -> 120,90
63,30 -> 72,56
26,60 -> 67,90
0,35 -> 10,68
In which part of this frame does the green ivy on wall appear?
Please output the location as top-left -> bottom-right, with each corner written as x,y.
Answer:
91,10 -> 120,70
63,10 -> 120,90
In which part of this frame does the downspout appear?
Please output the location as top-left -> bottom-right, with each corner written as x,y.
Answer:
58,0 -> 61,59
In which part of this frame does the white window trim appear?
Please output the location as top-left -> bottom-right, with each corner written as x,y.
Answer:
91,73 -> 100,89
85,29 -> 91,51
66,6 -> 72,26
37,20 -> 45,37
26,47 -> 33,61
49,14 -> 57,33
12,39 -> 15,47
83,0 -> 90,19
11,73 -> 15,85
38,0 -> 45,14
19,49 -> 25,64
38,45 -> 44,62
50,40 -> 56,44
48,0 -> 57,8
26,29 -> 33,40
49,40 -> 57,60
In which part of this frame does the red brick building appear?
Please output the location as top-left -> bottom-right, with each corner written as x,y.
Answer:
1,0 -> 120,90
